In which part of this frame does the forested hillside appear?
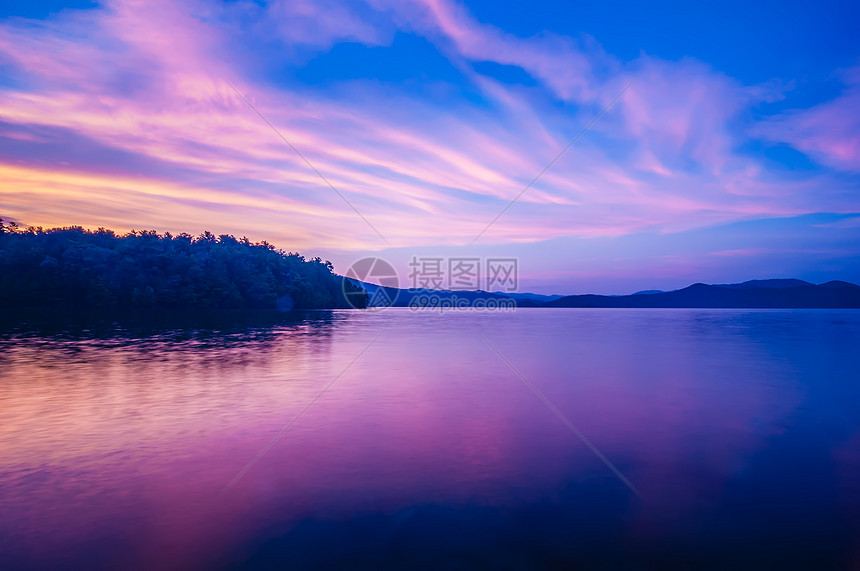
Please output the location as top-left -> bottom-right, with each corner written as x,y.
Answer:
0,220 -> 366,310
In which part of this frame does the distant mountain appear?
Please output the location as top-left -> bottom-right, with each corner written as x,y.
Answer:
714,279 -> 814,290
497,292 -> 564,303
346,278 -> 860,309
546,280 -> 860,309
819,280 -> 860,289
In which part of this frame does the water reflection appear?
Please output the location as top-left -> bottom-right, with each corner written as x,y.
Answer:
1,309 -> 859,568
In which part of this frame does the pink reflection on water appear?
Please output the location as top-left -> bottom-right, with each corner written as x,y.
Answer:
1,309 -> 857,567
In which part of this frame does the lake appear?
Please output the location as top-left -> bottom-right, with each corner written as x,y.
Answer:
2,308 -> 859,568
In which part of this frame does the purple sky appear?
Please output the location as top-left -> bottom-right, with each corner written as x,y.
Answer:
1,0 -> 859,293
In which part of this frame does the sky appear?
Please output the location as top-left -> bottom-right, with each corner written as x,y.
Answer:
1,0 -> 859,294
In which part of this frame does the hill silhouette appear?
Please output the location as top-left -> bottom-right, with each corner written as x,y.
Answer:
350,278 -> 860,309
5,220 -> 857,311
0,220 -> 366,310
545,280 -> 860,308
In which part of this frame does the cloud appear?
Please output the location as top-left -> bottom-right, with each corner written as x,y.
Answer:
0,0 -> 856,273
754,66 -> 860,172
370,0 -> 615,102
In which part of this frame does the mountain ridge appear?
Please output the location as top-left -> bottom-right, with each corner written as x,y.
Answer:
545,280 -> 860,308
349,278 -> 860,309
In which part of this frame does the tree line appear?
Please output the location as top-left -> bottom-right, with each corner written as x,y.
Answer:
0,219 -> 367,310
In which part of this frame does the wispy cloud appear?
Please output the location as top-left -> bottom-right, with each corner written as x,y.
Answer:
0,0 -> 857,287
754,65 -> 860,172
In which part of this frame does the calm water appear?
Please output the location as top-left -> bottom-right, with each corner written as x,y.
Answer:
1,309 -> 859,569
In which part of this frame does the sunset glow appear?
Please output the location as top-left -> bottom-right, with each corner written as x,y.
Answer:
1,0 -> 858,292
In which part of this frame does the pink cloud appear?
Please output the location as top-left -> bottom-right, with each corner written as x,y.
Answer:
755,66 -> 860,172
0,0 -> 855,260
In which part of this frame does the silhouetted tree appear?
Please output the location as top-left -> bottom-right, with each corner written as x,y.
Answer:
0,221 -> 367,310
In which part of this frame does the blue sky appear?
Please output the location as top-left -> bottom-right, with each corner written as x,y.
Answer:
0,0 -> 858,293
